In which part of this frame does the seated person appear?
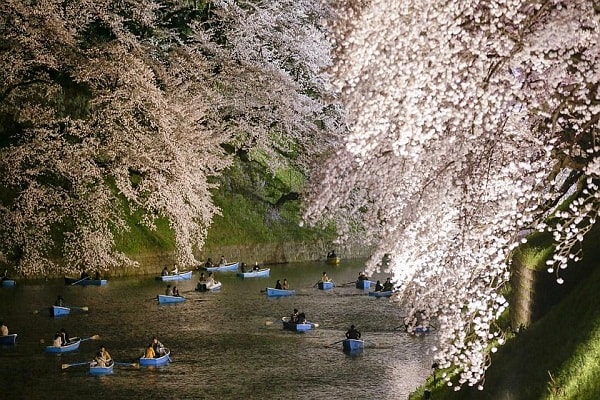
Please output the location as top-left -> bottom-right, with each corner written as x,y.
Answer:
219,255 -> 226,266
93,351 -> 106,367
152,337 -> 165,356
374,280 -> 383,292
144,344 -> 155,359
290,309 -> 299,323
275,280 -> 282,290
240,263 -> 247,273
55,296 -> 65,307
282,279 -> 289,290
204,258 -> 213,268
297,312 -> 306,324
60,328 -> 70,345
165,285 -> 174,296
161,266 -> 169,276
171,264 -> 179,275
357,272 -> 368,281
94,270 -> 101,280
80,270 -> 89,280
253,262 -> 260,271
346,324 -> 361,339
53,331 -> 62,347
198,272 -> 207,282
382,277 -> 393,292
320,272 -> 330,282
172,285 -> 180,296
0,321 -> 7,336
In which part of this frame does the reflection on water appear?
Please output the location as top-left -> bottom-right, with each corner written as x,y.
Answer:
0,260 -> 434,399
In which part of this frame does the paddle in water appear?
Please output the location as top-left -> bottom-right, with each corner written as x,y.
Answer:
61,361 -> 90,370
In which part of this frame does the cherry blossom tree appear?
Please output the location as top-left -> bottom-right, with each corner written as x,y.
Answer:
304,0 -> 598,389
0,0 -> 340,275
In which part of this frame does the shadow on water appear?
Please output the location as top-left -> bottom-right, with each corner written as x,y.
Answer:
0,260 -> 435,399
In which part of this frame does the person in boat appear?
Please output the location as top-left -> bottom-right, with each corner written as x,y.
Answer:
60,328 -> 70,345
320,272 -> 330,282
219,255 -> 226,266
0,321 -> 7,336
198,272 -> 206,282
275,280 -> 282,290
171,264 -> 179,275
282,278 -> 289,290
297,312 -> 307,324
93,351 -> 106,367
253,262 -> 260,271
152,337 -> 166,356
55,295 -> 65,307
99,345 -> 112,364
172,285 -> 180,296
1,268 -> 8,281
80,270 -> 90,280
382,277 -> 393,292
206,272 -> 217,285
94,270 -> 101,280
240,262 -> 247,273
290,309 -> 299,323
357,271 -> 368,281
345,324 -> 361,340
327,250 -> 337,259
374,280 -> 383,292
165,284 -> 174,296
53,331 -> 62,347
204,258 -> 213,268
144,344 -> 155,359
161,266 -> 169,276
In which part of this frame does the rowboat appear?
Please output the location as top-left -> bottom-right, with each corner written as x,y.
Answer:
46,337 -> 81,353
157,295 -> 186,304
52,305 -> 71,317
281,317 -> 312,332
155,270 -> 193,282
196,281 -> 222,292
89,360 -> 114,375
266,287 -> 296,297
140,349 -> 171,367
368,290 -> 393,298
204,262 -> 239,272
412,326 -> 430,334
326,256 -> 340,265
0,334 -> 17,345
1,279 -> 16,287
318,281 -> 334,290
342,339 -> 364,352
237,268 -> 270,278
355,280 -> 371,290
64,277 -> 107,286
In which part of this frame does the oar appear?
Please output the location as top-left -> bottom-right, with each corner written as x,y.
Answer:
71,276 -> 90,285
364,339 -> 377,347
309,322 -> 320,328
32,307 -> 50,315
265,319 -> 284,326
340,281 -> 357,286
329,339 -> 345,346
80,334 -> 100,342
61,361 -> 89,370
114,361 -> 139,368
67,306 -> 89,312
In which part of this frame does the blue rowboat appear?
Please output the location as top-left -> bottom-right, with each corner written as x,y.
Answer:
355,280 -> 371,290
266,287 -> 296,297
90,360 -> 114,375
196,281 -> 222,292
282,317 -> 312,332
413,326 -> 430,334
1,279 -> 16,287
157,294 -> 186,304
140,349 -> 171,367
318,281 -> 334,290
237,268 -> 270,278
343,339 -> 364,352
64,277 -> 107,286
204,262 -> 239,272
156,270 -> 193,282
368,290 -> 393,298
46,337 -> 81,353
52,306 -> 71,317
0,334 -> 17,345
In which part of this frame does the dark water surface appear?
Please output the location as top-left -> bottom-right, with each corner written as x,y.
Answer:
0,260 -> 434,399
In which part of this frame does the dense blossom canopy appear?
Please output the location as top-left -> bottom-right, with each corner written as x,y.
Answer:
304,0 -> 599,388
0,0 -> 340,275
